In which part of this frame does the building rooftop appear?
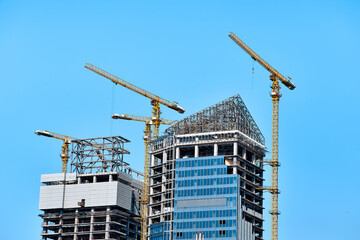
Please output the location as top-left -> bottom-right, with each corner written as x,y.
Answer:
165,94 -> 265,145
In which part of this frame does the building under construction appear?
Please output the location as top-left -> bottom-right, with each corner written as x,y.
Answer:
148,94 -> 266,240
38,29 -> 296,239
39,136 -> 143,240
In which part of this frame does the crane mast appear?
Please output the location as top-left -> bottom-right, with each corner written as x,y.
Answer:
85,64 -> 185,240
229,32 -> 295,240
112,113 -> 174,240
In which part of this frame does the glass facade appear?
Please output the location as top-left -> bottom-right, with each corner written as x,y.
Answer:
150,222 -> 171,240
173,156 -> 240,239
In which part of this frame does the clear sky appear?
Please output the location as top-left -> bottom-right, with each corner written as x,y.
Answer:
1,0 -> 359,239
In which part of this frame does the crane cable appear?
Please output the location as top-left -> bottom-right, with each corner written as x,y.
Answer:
252,59 -> 255,89
110,84 -> 116,135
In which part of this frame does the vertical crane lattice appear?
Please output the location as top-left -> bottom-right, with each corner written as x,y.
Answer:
112,113 -> 174,240
85,64 -> 184,240
229,32 -> 296,240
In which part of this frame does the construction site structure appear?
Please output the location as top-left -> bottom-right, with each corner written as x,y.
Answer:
229,32 -> 296,240
39,135 -> 143,240
148,95 -> 266,240
85,63 -> 185,240
35,131 -> 142,176
112,113 -> 176,240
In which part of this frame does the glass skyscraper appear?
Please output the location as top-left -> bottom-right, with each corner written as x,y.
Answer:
149,95 -> 266,240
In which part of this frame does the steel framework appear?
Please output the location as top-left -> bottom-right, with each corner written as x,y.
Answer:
70,136 -> 132,174
166,94 -> 265,145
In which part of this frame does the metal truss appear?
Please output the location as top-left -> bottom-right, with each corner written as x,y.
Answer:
70,136 -> 132,174
166,94 -> 265,145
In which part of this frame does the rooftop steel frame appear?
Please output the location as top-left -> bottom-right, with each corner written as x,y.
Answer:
165,94 -> 265,145
70,135 -> 133,174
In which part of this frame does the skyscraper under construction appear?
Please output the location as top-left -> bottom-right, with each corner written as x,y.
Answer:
148,94 -> 266,240
39,136 -> 143,240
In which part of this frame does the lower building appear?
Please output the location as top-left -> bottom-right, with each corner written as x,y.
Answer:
39,136 -> 143,240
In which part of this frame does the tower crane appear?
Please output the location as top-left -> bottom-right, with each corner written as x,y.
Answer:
112,113 -> 175,125
229,32 -> 296,240
111,113 -> 174,239
35,130 -> 107,172
85,63 -> 185,240
85,63 -> 185,137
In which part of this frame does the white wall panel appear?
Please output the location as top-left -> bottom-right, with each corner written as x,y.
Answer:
39,181 -> 131,210
116,181 -> 132,210
41,173 -> 76,183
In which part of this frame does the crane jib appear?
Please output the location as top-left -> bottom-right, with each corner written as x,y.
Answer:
85,63 -> 185,113
228,32 -> 296,90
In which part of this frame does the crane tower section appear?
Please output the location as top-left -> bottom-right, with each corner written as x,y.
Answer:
229,32 -> 295,240
85,63 -> 185,240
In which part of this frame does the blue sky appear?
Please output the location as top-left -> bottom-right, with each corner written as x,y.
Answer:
1,0 -> 359,239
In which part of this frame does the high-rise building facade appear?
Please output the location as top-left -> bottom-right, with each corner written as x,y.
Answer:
149,95 -> 266,240
173,156 -> 240,239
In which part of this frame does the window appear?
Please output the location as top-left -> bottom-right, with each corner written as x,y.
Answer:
219,230 -> 226,235
176,232 -> 183,237
219,220 -> 226,225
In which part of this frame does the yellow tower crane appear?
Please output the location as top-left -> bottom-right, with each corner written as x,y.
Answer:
85,64 -> 185,240
35,130 -> 106,172
229,32 -> 296,240
85,63 -> 184,137
112,113 -> 175,125
111,113 -> 174,168
112,114 -> 175,240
